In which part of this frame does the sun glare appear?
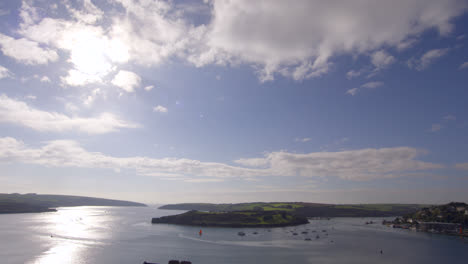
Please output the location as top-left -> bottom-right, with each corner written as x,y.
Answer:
65,30 -> 129,84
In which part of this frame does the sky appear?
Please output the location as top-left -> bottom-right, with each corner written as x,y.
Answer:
0,0 -> 468,204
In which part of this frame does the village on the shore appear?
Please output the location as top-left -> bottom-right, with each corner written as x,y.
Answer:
382,202 -> 468,237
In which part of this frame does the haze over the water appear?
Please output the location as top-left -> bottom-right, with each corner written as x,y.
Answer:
0,0 -> 468,204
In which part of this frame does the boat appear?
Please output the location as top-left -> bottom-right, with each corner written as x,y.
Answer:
238,231 -> 245,236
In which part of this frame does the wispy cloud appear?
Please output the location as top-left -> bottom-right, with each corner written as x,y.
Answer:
0,137 -> 443,181
455,163 -> 468,170
459,61 -> 468,69
0,65 -> 12,79
408,48 -> 450,71
346,88 -> 359,96
443,115 -> 456,121
429,124 -> 442,132
361,81 -> 384,89
0,95 -> 138,134
295,137 -> 311,143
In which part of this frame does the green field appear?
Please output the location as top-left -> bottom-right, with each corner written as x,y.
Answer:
152,210 -> 309,227
160,202 -> 429,217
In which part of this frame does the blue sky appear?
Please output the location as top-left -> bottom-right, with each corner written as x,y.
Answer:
0,0 -> 468,204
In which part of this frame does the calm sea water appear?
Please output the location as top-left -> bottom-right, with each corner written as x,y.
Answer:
1,206 -> 467,264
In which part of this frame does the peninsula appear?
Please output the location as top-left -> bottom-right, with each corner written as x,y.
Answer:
159,202 -> 426,218
152,210 -> 309,227
0,193 -> 146,214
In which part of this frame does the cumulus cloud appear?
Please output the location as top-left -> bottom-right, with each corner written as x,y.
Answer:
188,0 -> 467,81
0,33 -> 58,65
460,61 -> 468,69
0,137 -> 442,181
408,48 -> 450,71
153,105 -> 168,113
0,94 -> 138,134
0,65 -> 12,79
111,70 -> 141,92
371,50 -> 396,69
13,0 -> 468,82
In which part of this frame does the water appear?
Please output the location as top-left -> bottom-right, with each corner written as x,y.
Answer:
1,206 -> 467,264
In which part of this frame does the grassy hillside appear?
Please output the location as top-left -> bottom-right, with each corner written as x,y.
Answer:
159,202 -> 428,217
152,210 -> 309,227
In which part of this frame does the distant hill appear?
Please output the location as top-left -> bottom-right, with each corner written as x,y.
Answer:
0,193 -> 146,214
159,202 -> 427,217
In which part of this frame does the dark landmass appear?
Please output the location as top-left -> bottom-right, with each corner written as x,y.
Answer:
159,202 -> 427,217
0,193 -> 146,214
152,210 -> 309,227
383,202 -> 468,236
0,201 -> 57,214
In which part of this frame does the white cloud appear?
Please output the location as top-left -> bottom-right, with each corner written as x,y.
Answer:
83,88 -> 101,106
0,137 -> 443,181
459,61 -> 468,69
346,70 -> 363,79
0,94 -> 138,134
40,76 -> 51,82
108,0 -> 191,66
66,0 -> 103,24
144,85 -> 154,91
188,0 -> 467,81
346,88 -> 359,96
430,123 -> 442,132
24,95 -> 36,100
153,105 -> 168,113
0,33 -> 58,65
396,38 -> 417,51
13,0 -> 468,82
408,48 -> 450,71
361,81 -> 384,89
235,147 -> 443,180
32,74 -> 51,83
371,50 -> 395,69
111,70 -> 141,93
0,65 -> 12,79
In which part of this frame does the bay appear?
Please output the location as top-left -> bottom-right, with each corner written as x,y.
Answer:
1,206 -> 467,264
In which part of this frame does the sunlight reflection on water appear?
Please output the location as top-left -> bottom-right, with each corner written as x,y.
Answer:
27,207 -> 111,264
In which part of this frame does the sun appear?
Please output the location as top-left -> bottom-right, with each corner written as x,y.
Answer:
65,28 -> 129,84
